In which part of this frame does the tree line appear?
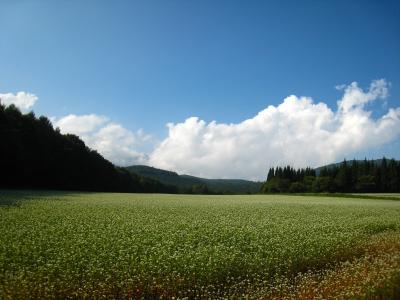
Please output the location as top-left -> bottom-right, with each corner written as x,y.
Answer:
261,158 -> 400,193
0,103 -> 177,193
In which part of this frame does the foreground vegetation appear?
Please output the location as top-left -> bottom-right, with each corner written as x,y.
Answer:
1,191 -> 400,299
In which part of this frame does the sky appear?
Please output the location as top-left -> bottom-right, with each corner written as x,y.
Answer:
1,0 -> 400,180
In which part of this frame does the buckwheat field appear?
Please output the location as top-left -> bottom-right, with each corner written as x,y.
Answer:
1,191 -> 400,299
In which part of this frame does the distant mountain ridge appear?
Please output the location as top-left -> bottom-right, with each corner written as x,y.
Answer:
127,159 -> 400,194
125,165 -> 262,194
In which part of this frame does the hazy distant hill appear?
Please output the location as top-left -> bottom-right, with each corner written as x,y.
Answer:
125,165 -> 262,194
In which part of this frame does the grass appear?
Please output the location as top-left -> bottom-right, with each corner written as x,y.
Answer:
1,190 -> 400,299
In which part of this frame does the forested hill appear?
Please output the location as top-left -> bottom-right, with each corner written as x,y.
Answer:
125,165 -> 262,194
0,103 -> 176,193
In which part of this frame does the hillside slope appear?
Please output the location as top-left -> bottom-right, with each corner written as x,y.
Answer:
126,165 -> 262,194
0,104 -> 176,193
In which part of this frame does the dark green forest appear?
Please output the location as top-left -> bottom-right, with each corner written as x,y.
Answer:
261,159 -> 400,193
0,103 -> 177,193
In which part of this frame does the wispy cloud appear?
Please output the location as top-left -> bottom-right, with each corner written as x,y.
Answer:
149,79 -> 400,180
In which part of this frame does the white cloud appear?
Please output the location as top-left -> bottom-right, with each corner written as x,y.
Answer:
53,114 -> 108,135
53,115 -> 149,166
0,91 -> 38,112
149,79 -> 400,180
337,79 -> 388,113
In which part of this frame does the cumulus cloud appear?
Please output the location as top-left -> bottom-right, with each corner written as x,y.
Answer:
53,115 -> 149,166
337,79 -> 389,113
0,91 -> 38,112
53,114 -> 108,135
149,79 -> 400,180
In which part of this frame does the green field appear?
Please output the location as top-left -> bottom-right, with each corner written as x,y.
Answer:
1,191 -> 400,299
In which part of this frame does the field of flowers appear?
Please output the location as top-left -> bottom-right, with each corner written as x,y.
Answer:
1,190 -> 400,299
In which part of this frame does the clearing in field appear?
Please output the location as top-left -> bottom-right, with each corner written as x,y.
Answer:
1,191 -> 400,299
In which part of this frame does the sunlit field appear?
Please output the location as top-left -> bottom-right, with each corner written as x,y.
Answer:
1,191 -> 400,299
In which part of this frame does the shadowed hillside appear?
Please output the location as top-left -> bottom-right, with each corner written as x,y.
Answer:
0,103 -> 176,193
126,165 -> 262,194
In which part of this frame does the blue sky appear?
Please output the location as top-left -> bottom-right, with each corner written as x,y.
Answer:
1,0 -> 400,179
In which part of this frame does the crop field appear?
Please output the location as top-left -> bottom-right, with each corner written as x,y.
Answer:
1,191 -> 400,299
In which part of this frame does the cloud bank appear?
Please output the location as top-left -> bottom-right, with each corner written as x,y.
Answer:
149,79 -> 400,180
53,114 -> 149,166
0,91 -> 38,112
